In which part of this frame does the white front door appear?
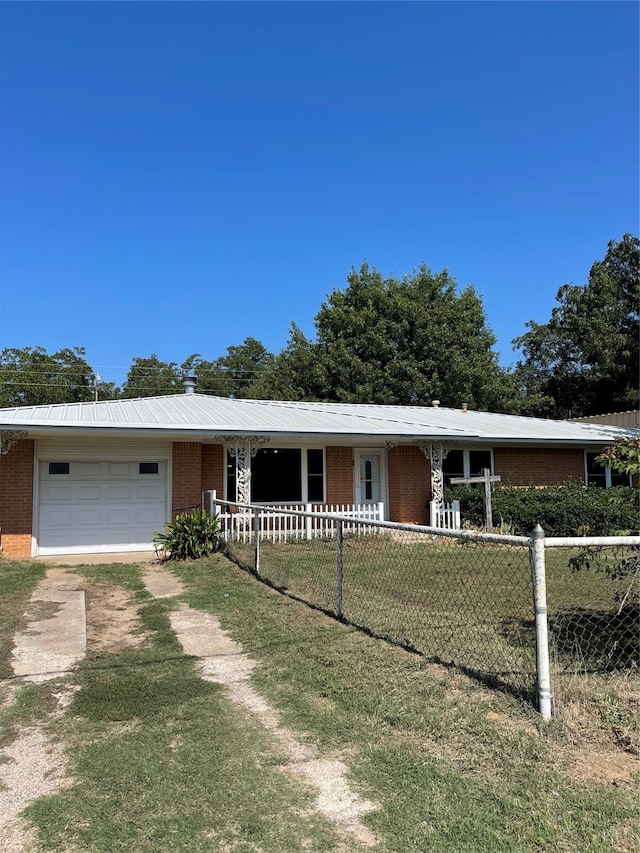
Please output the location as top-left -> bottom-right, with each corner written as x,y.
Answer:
355,451 -> 382,505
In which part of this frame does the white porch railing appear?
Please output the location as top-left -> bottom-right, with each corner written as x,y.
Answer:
207,493 -> 385,543
429,500 -> 461,530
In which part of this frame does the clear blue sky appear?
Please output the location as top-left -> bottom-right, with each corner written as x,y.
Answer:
1,1 -> 638,388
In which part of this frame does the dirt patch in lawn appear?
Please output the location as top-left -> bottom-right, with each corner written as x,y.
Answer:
84,583 -> 148,654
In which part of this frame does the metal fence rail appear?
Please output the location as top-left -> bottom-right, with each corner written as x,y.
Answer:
207,498 -> 640,719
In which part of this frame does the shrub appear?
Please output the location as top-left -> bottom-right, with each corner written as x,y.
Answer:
154,509 -> 221,561
444,484 -> 639,537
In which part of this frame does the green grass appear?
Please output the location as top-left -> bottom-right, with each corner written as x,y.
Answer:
28,594 -> 340,852
1,555 -> 637,852
229,536 -> 638,700
178,555 -> 639,852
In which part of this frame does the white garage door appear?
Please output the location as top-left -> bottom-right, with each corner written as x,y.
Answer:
38,460 -> 168,555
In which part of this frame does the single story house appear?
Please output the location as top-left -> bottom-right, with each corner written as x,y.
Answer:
0,382 -> 635,558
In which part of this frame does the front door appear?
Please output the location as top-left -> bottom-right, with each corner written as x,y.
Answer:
355,452 -> 382,505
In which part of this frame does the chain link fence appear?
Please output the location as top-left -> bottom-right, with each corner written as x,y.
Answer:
210,499 -> 640,717
543,539 -> 639,710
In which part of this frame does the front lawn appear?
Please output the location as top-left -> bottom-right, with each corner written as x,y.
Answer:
0,554 -> 637,852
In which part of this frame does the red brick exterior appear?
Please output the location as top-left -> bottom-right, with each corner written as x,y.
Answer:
325,446 -> 353,504
171,442 -> 225,516
0,437 -> 593,559
388,446 -> 430,525
493,447 -> 585,486
171,442 -> 202,515
202,444 -> 225,497
0,440 -> 35,558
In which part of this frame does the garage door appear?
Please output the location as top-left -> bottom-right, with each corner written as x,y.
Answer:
38,460 -> 168,555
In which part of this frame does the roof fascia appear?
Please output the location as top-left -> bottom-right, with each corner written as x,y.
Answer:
2,423 -> 620,447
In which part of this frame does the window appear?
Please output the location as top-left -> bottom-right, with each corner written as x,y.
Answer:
48,462 -> 70,475
469,450 -> 492,477
442,449 -> 493,484
252,449 -> 302,502
585,452 -> 631,488
139,462 -> 159,475
307,449 -> 324,501
442,450 -> 464,484
226,448 -> 325,503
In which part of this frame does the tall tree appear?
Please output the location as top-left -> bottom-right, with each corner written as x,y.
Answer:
513,234 -> 640,418
254,264 -> 520,410
0,346 -> 95,407
248,325 -> 325,401
120,355 -> 181,398
185,338 -> 274,398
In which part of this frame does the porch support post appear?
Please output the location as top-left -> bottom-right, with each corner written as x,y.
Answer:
417,442 -> 449,508
234,444 -> 251,505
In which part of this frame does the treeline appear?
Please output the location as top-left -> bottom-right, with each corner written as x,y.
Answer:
1,234 -> 637,418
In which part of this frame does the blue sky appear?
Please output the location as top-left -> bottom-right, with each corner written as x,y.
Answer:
1,1 -> 638,389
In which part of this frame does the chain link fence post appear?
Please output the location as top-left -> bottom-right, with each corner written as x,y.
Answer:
336,519 -> 344,619
531,524 -> 553,720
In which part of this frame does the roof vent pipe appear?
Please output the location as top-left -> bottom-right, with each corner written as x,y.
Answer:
462,403 -> 468,413
432,400 -> 440,408
182,374 -> 197,395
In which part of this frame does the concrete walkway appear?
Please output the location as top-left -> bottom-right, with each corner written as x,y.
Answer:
11,568 -> 87,683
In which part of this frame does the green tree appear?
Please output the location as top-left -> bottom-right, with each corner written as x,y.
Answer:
0,346 -> 95,407
120,355 -> 181,398
513,234 -> 640,418
185,338 -> 274,398
248,324 -> 326,401
597,435 -> 640,478
255,264 -> 520,410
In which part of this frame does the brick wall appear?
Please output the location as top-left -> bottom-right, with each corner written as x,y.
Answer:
202,444 -> 224,496
493,447 -> 585,486
171,442 -> 203,516
388,446 -> 430,525
0,440 -> 35,558
325,446 -> 353,504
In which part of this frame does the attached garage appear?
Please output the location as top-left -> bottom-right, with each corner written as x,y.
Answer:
35,439 -> 171,555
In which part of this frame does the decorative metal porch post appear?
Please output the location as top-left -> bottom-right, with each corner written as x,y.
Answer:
415,441 -> 449,506
416,441 -> 450,526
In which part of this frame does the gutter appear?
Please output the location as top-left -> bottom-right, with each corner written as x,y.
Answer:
0,423 -> 625,447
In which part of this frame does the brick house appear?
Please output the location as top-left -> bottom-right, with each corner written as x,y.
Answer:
0,389 -> 634,559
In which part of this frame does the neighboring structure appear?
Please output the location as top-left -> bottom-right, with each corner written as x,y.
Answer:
571,410 -> 640,430
0,390 -> 635,558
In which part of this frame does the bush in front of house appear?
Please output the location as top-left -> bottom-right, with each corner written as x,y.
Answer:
444,484 -> 639,537
154,509 -> 222,561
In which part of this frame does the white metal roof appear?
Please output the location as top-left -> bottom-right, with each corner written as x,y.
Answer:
0,394 -> 634,446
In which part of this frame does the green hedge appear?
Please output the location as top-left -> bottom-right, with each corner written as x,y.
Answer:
443,484 -> 639,537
